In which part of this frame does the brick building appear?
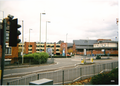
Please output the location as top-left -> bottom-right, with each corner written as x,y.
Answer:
19,41 -> 67,55
19,39 -> 118,56
0,43 -> 18,63
73,39 -> 118,55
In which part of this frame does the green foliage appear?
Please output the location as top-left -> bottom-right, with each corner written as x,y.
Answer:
96,55 -> 101,59
91,68 -> 118,85
51,56 -> 71,58
23,52 -> 49,64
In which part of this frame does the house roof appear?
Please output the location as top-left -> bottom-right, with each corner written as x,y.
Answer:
73,39 -> 97,46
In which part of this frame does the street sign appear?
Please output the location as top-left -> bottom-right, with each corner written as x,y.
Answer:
47,48 -> 52,56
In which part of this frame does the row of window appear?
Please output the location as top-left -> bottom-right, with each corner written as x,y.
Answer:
94,44 -> 108,47
36,45 -> 60,47
19,45 -> 60,47
30,49 -> 60,51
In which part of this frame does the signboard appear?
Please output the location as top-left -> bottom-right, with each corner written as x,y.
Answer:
62,49 -> 65,56
47,48 -> 52,56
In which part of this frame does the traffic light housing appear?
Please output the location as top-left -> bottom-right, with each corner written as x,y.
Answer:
0,29 -> 3,46
9,18 -> 21,46
0,20 -> 5,47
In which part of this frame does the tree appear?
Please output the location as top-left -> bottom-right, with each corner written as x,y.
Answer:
68,48 -> 73,54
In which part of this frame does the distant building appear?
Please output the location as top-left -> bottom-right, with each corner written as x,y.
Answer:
19,42 -> 67,55
18,39 -> 118,56
73,39 -> 97,55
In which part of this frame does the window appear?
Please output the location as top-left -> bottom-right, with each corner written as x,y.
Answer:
5,47 -> 12,55
56,49 -> 59,51
29,45 -> 32,47
28,49 -> 32,51
51,45 -> 54,47
56,45 -> 60,47
47,45 -> 51,47
41,45 -> 44,47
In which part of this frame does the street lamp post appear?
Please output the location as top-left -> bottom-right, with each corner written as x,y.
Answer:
46,21 -> 51,44
22,20 -> 24,64
66,33 -> 68,58
0,10 -> 4,19
40,12 -> 46,52
29,29 -> 32,53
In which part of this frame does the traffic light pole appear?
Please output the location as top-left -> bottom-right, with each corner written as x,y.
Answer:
1,19 -> 6,85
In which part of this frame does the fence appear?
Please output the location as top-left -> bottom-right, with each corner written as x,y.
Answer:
7,61 -> 118,85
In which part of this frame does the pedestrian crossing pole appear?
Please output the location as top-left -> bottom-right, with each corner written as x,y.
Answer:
1,19 -> 6,85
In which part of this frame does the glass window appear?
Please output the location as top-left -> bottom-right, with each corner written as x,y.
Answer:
56,49 -> 59,51
29,45 -> 32,47
56,45 -> 60,47
5,47 -> 12,54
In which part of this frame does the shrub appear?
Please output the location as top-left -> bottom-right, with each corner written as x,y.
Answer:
90,68 -> 118,85
33,52 -> 49,64
108,68 -> 118,84
96,55 -> 101,59
24,54 -> 34,63
90,73 -> 110,85
23,52 -> 49,64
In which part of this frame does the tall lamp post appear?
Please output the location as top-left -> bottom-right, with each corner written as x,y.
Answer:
29,29 -> 32,53
0,10 -> 4,19
40,12 -> 46,52
66,33 -> 68,58
22,20 -> 24,64
46,21 -> 51,44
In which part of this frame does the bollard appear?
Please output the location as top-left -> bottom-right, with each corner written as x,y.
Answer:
90,58 -> 93,63
81,58 -> 84,64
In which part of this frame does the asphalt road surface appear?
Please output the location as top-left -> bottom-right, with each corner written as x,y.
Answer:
4,56 -> 118,76
3,56 -> 118,85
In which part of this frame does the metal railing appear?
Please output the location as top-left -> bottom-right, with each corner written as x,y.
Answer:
7,61 -> 118,85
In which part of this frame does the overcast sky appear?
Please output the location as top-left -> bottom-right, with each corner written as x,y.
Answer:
0,0 -> 119,43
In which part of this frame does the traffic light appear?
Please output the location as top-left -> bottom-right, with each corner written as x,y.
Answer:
9,18 -> 21,46
0,29 -> 3,46
0,20 -> 5,47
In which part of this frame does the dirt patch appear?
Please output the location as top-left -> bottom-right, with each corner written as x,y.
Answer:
65,77 -> 92,85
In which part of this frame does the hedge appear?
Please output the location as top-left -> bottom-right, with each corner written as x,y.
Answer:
17,52 -> 49,64
49,56 -> 71,58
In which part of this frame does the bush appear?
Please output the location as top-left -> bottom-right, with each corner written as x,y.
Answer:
96,55 -> 101,59
90,68 -> 118,85
50,56 -> 71,58
24,54 -> 34,63
23,52 -> 49,64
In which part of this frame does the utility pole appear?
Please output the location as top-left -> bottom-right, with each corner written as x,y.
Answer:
1,19 -> 6,85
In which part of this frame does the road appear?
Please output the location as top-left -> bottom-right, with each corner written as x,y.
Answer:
3,56 -> 118,85
4,56 -> 118,76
